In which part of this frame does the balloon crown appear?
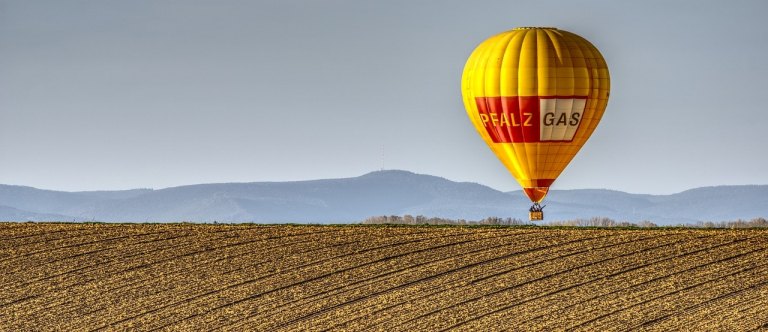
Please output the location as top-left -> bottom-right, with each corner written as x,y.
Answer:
513,27 -> 559,30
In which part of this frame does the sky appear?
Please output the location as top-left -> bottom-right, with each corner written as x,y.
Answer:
1,0 -> 767,194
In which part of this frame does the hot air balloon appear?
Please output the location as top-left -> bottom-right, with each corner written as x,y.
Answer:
461,27 -> 610,220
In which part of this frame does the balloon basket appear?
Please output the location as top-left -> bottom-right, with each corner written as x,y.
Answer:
529,202 -> 545,221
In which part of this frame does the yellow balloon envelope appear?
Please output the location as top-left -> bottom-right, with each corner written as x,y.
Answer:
462,27 -> 610,205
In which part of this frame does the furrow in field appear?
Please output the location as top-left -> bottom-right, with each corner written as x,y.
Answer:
64,227 -> 360,330
138,229 -> 504,331
10,225 -> 255,290
564,240 -> 768,330
79,227 -> 439,331
396,232 -> 713,331
0,226 -> 255,312
518,235 -> 765,328
461,235 -> 766,331
229,230 -> 548,331
592,261 -> 768,331
2,226 -> 349,330
331,231 -> 673,331
271,230 -> 641,332
2,230 -> 181,285
642,278 -> 768,331
0,224 -> 93,248
0,230 -> 174,305
0,225 -> 148,264
725,293 -> 768,332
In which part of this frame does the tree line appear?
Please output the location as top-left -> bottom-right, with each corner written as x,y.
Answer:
362,215 -> 768,229
362,215 -> 527,226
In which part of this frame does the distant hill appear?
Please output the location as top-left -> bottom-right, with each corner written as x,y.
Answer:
539,186 -> 768,224
0,170 -> 765,224
0,205 -> 78,222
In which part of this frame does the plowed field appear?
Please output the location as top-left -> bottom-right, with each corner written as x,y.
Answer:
2,223 -> 768,331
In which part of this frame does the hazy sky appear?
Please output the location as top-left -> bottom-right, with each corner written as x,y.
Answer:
1,0 -> 767,194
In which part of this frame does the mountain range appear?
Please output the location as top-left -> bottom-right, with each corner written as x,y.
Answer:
1,170 -> 766,225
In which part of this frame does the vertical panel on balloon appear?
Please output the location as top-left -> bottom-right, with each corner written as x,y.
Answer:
499,31 -> 525,97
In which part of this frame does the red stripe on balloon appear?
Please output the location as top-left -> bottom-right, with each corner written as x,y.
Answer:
474,96 -> 587,143
476,96 -> 538,143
